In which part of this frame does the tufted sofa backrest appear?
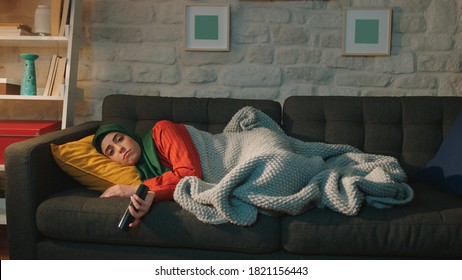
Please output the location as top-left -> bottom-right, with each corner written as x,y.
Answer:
101,94 -> 462,178
283,96 -> 462,178
101,94 -> 282,136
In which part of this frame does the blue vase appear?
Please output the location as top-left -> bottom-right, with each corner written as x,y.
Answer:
20,53 -> 39,96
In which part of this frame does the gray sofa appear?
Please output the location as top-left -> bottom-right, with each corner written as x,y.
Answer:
5,95 -> 462,259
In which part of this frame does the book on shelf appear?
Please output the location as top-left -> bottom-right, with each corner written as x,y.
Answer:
0,23 -> 32,32
0,22 -> 33,36
50,0 -> 70,37
43,55 -> 66,97
0,78 -> 20,95
43,55 -> 59,96
58,0 -> 71,36
0,29 -> 33,36
50,0 -> 63,36
51,56 -> 66,96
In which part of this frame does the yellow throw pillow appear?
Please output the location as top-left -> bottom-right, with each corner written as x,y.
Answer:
51,135 -> 141,192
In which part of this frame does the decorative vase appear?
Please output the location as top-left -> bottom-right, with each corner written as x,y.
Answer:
20,53 -> 39,96
34,5 -> 51,35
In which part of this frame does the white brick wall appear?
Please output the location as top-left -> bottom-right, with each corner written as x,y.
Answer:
75,0 -> 462,123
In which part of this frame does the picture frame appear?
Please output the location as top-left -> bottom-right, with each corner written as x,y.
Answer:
184,4 -> 230,51
342,7 -> 392,56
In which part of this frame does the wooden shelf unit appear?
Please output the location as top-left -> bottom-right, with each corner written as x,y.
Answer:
0,0 -> 84,225
0,0 -> 83,129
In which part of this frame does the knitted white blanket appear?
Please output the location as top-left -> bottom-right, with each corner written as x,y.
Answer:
173,107 -> 414,226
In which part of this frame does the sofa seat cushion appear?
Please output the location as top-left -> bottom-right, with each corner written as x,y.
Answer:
36,188 -> 280,254
282,182 -> 462,258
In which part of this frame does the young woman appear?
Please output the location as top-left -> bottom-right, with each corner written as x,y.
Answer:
92,120 -> 202,228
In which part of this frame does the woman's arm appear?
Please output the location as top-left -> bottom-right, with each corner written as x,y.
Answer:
142,120 -> 202,201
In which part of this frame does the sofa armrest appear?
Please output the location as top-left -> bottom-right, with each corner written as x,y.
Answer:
5,121 -> 100,259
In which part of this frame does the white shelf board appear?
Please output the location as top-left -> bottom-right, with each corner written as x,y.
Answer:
0,95 -> 64,101
0,164 -> 4,172
0,35 -> 68,48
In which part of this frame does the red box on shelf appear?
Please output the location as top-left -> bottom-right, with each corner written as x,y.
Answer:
0,120 -> 61,164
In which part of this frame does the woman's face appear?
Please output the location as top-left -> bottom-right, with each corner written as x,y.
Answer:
100,132 -> 142,166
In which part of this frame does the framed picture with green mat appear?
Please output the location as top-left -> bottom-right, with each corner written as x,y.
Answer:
184,4 -> 230,51
342,7 -> 392,56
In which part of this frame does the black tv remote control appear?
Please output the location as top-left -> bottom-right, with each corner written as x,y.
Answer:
118,184 -> 149,232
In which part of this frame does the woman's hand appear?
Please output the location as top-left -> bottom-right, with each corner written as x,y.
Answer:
100,184 -> 138,198
128,191 -> 156,228
101,185 -> 156,229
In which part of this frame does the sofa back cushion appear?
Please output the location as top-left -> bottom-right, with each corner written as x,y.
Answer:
283,96 -> 462,178
101,94 -> 282,136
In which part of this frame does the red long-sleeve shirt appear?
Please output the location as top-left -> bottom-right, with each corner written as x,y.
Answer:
142,120 -> 202,201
